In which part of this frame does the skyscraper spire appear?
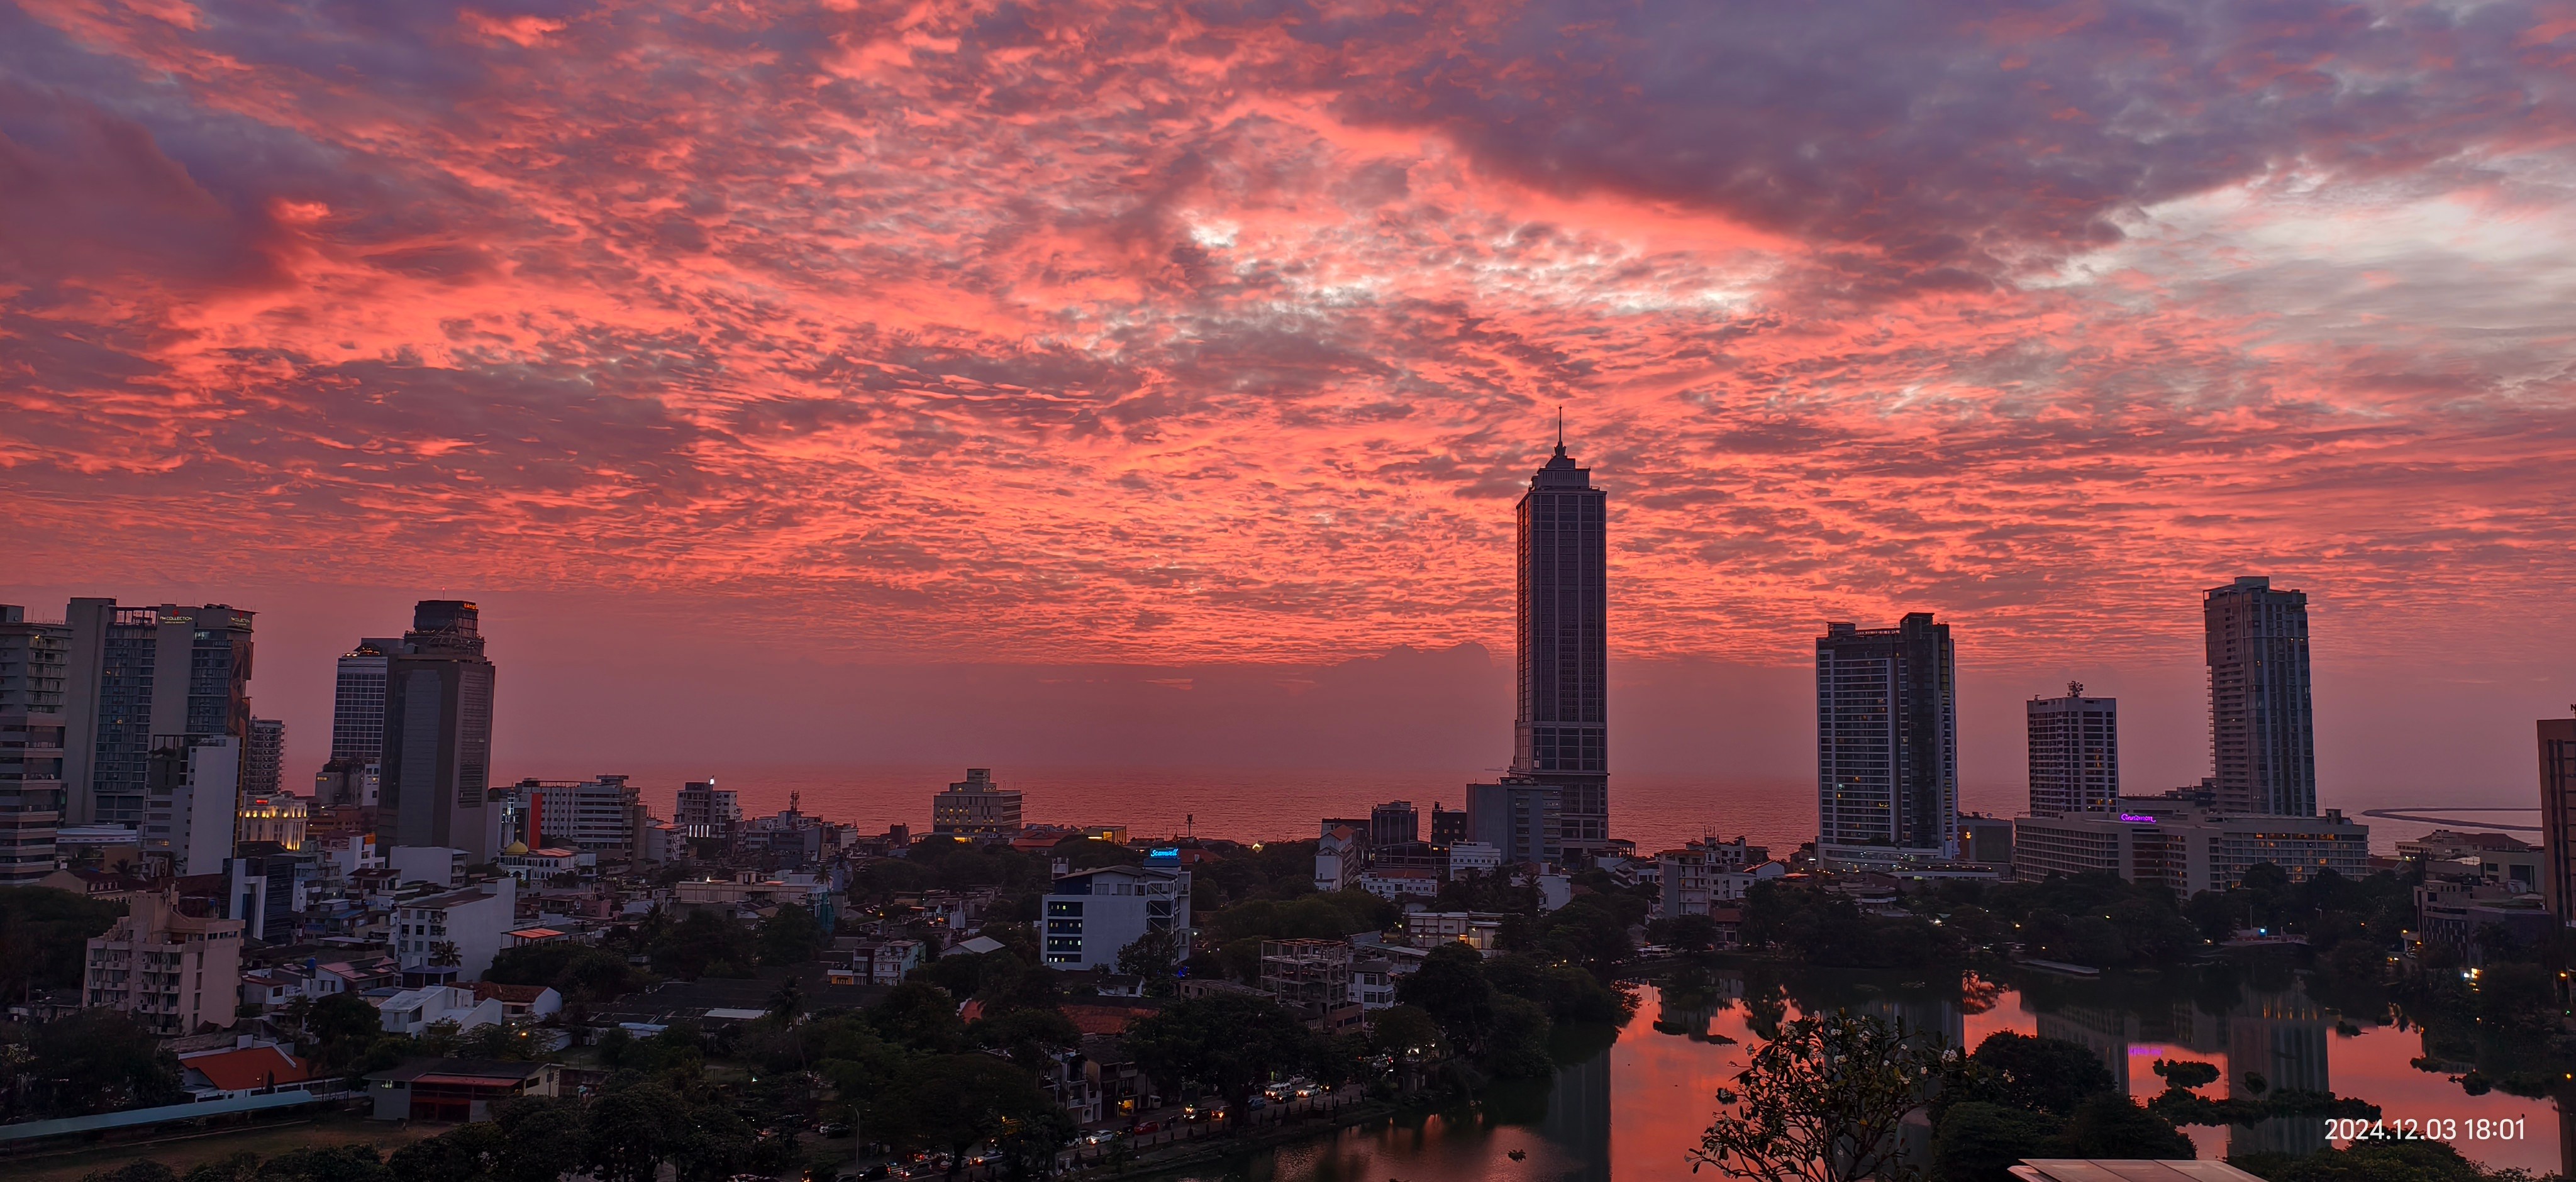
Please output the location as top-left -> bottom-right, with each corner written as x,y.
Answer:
1554,406 -> 1566,458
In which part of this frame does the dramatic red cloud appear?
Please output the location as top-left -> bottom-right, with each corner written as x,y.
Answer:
5,0 -> 2573,693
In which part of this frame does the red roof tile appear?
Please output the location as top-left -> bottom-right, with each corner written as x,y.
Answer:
183,1046 -> 313,1091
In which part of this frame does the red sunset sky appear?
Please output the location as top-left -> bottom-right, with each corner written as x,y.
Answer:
4,0 -> 2573,802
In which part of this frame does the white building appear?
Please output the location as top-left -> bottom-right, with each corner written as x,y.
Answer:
375,984 -> 505,1035
1042,861 -> 1191,969
1358,867 -> 1440,900
392,878 -> 517,981
1349,956 -> 1397,1009
1314,824 -> 1363,892
2012,801 -> 2369,895
143,734 -> 238,875
1444,841 -> 1501,878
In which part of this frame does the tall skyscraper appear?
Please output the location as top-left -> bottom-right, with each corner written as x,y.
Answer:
62,600 -> 256,827
331,638 -> 399,761
380,600 -> 499,862
2027,683 -> 2118,817
0,606 -> 72,886
243,717 -> 286,798
2204,576 -> 2316,816
1510,428 -> 1609,858
1816,614 -> 1958,864
2540,718 -> 2576,926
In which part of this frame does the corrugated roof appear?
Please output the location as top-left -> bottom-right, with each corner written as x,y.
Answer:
182,1046 -> 313,1091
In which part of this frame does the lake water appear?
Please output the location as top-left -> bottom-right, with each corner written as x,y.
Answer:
1169,972 -> 2566,1181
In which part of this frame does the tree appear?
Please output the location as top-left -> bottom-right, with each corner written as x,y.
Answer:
1931,1102 -> 2061,1182
1647,913 -> 1723,954
651,909 -> 757,980
30,1008 -> 184,1116
1394,944 -> 1495,1052
871,1055 -> 1071,1178
971,1006 -> 1081,1071
2053,1093 -> 2192,1160
1114,929 -> 1179,995
757,903 -> 823,966
584,1081 -> 691,1182
1692,1011 -> 1951,1182
82,1164 -> 178,1182
306,992 -> 386,1068
1482,995 -> 1557,1080
389,1120 -> 506,1182
486,941 -> 643,1003
1123,991 -> 1316,1109
1367,1004 -> 1445,1058
257,1145 -> 393,1182
869,980 -> 967,1052
0,886 -> 124,1000
1940,1032 -> 2114,1118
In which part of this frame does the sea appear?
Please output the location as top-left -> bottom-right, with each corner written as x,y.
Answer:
508,763 -> 2509,855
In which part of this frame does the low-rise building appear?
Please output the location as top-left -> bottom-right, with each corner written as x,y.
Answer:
392,878 -> 517,982
83,891 -> 242,1034
366,1059 -> 559,1122
2011,802 -> 2369,894
824,936 -> 924,986
1041,860 -> 1191,970
2399,830 -> 2543,893
1357,866 -> 1440,900
1401,910 -> 1504,950
471,981 -> 564,1021
376,984 -> 506,1036
1657,837 -> 1778,917
179,1043 -> 315,1100
2416,877 -> 2556,964
670,870 -> 836,929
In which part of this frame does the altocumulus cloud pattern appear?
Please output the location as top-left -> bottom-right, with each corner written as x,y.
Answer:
4,0 -> 2574,665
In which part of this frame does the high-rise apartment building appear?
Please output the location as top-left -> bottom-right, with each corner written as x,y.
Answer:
84,891 -> 242,1035
62,600 -> 256,827
0,606 -> 72,886
1511,430 -> 1610,858
331,639 -> 399,762
2027,683 -> 2118,817
2540,719 -> 2576,925
1816,614 -> 1958,864
930,768 -> 1024,836
2205,577 -> 2316,816
243,717 -> 286,798
380,601 -> 499,863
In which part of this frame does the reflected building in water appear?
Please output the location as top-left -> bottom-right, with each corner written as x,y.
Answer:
2019,983 -> 2326,1156
1535,1043 -> 1612,1182
2229,988 -> 2331,1158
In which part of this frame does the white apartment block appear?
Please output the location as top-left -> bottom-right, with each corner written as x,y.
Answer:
392,877 -> 517,981
1043,862 -> 1191,969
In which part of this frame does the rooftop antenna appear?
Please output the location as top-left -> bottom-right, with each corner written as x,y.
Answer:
1555,406 -> 1566,457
